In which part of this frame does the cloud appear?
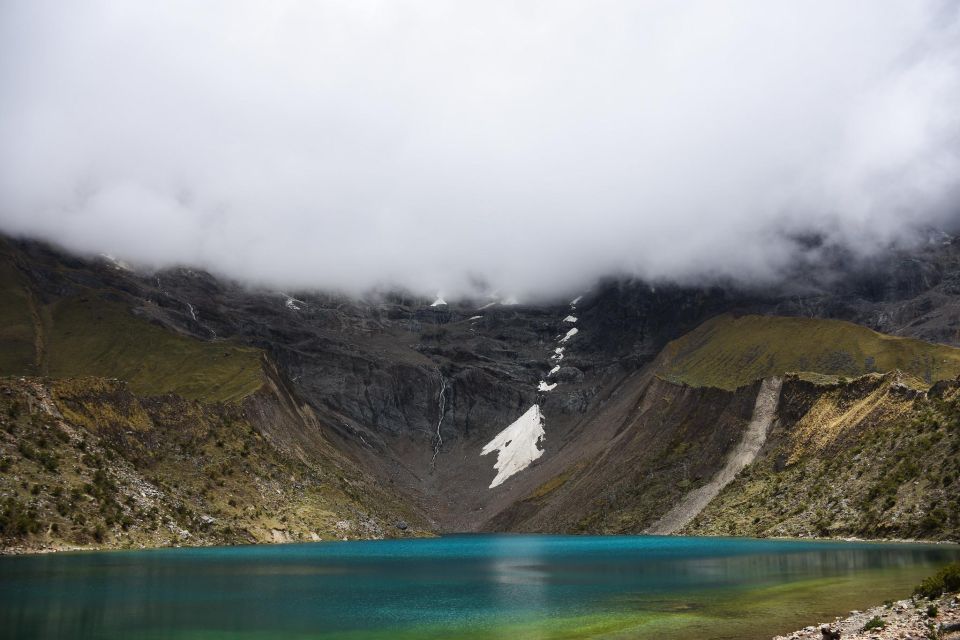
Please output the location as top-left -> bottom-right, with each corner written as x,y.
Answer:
1,1 -> 958,298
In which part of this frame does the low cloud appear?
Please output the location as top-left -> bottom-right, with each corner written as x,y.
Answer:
1,1 -> 959,298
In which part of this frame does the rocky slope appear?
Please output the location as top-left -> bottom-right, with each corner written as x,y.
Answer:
685,371 -> 960,540
2,232 -> 960,550
776,593 -> 960,640
0,374 -> 427,552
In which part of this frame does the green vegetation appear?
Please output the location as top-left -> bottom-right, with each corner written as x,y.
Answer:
861,616 -> 886,632
0,377 -> 426,551
0,257 -> 38,374
685,373 -> 960,541
914,562 -> 960,599
0,248 -> 263,403
658,314 -> 960,390
44,297 -> 263,402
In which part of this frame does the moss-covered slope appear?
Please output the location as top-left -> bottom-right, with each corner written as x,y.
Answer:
658,314 -> 960,390
0,249 -> 262,403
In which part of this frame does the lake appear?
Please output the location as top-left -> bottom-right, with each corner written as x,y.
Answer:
1,535 -> 958,639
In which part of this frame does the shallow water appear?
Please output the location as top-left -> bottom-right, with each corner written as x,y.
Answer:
1,535 -> 957,639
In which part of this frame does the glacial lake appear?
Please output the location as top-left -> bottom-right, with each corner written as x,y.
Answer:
1,535 -> 958,639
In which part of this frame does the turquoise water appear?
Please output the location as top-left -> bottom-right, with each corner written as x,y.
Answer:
1,535 -> 958,639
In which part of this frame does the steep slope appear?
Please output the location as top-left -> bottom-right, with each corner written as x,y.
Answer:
0,248 -> 263,402
0,240 -> 431,551
646,376 -> 782,534
683,372 -> 960,540
482,320 -> 960,539
0,375 -> 429,552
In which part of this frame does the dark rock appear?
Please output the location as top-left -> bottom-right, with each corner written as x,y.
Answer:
820,624 -> 840,640
554,367 -> 584,383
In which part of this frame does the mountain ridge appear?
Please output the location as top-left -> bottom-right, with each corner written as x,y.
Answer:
2,232 -> 960,550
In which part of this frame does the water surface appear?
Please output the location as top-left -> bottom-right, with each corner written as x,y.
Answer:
1,535 -> 957,639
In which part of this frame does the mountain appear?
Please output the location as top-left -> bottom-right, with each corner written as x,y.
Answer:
1,233 -> 959,551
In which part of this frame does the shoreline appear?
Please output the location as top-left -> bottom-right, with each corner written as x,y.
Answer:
775,593 -> 960,640
2,532 -> 958,557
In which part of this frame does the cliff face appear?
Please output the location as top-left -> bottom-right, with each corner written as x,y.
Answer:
2,233 -> 960,551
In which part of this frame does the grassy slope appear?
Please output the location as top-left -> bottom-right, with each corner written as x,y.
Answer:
0,257 -> 37,374
0,252 -> 262,403
658,314 -> 960,390
45,296 -> 262,403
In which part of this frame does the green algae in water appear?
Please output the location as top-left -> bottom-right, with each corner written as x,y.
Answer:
1,535 -> 957,640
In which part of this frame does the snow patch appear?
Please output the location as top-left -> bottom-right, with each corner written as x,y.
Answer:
468,315 -> 483,321
99,253 -> 131,271
570,295 -> 582,306
563,315 -> 577,323
549,365 -> 560,376
538,380 -> 557,392
551,347 -> 565,361
431,295 -> 447,307
481,404 -> 546,488
285,297 -> 304,311
478,301 -> 497,310
559,327 -> 579,343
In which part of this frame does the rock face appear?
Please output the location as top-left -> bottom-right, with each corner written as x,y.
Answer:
2,232 -> 960,549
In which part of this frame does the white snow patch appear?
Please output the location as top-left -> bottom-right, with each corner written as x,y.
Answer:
551,347 -> 565,361
186,303 -> 198,321
559,327 -> 579,343
563,315 -> 578,323
431,295 -> 447,307
468,315 -> 483,321
549,365 -> 560,376
537,380 -> 557,392
481,404 -> 546,488
478,301 -> 497,310
285,297 -> 304,311
99,253 -> 131,271
570,295 -> 582,306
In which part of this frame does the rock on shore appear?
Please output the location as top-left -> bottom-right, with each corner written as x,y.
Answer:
775,594 -> 960,640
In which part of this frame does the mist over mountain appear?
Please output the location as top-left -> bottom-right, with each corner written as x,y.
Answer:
1,1 -> 959,298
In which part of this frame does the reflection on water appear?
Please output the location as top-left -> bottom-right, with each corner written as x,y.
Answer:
0,535 -> 957,640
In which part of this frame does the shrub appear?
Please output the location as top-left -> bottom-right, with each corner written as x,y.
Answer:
926,604 -> 938,618
914,562 -> 960,599
0,497 -> 41,537
861,616 -> 886,632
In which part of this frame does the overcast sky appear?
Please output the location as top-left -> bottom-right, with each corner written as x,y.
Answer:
1,1 -> 959,298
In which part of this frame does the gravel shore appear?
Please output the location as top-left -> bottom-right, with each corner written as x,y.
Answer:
775,594 -> 959,640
